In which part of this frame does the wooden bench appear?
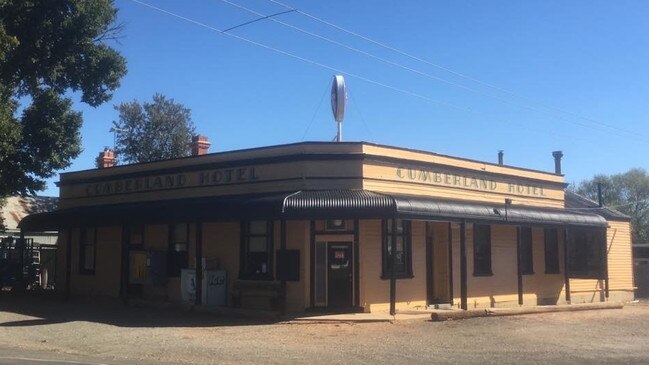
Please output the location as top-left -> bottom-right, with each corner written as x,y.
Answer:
232,280 -> 281,311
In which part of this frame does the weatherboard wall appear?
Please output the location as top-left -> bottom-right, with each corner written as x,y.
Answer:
568,220 -> 634,303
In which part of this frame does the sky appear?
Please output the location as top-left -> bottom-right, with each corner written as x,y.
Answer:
43,0 -> 649,196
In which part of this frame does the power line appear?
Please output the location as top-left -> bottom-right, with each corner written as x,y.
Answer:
215,0 -> 641,144
127,0 -> 617,145
301,82 -> 329,141
266,0 -> 649,140
128,0 -> 467,112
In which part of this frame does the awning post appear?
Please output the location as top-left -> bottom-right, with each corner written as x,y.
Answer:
516,226 -> 523,306
195,221 -> 203,306
447,222 -> 454,306
120,225 -> 129,303
65,228 -> 73,300
353,219 -> 360,308
460,221 -> 468,310
389,218 -> 397,316
280,219 -> 287,315
563,228 -> 571,304
602,227 -> 609,301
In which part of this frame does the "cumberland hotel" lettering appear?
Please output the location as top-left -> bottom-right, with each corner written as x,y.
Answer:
85,167 -> 259,196
396,167 -> 546,197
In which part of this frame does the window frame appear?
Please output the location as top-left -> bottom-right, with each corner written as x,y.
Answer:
519,227 -> 534,275
544,228 -> 560,274
473,224 -> 493,277
567,228 -> 605,279
381,219 -> 413,279
240,220 -> 274,280
79,227 -> 97,275
167,222 -> 189,278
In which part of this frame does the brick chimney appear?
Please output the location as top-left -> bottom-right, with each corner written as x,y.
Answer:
97,148 -> 116,168
191,135 -> 211,156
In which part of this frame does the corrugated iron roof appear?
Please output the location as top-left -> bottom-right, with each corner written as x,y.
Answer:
20,190 -> 608,231
564,190 -> 630,221
2,196 -> 58,231
394,194 -> 607,226
281,190 -> 394,218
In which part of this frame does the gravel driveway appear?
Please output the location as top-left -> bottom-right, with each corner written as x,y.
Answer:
1,294 -> 648,365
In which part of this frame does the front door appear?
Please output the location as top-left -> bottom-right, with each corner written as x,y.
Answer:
427,222 -> 452,305
327,243 -> 353,308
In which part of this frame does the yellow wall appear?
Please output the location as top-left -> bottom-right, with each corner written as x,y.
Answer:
450,224 -> 566,309
520,228 -> 566,305
359,220 -> 427,312
69,225 -> 122,297
569,220 -> 634,303
284,220 -> 309,312
202,221 -> 240,306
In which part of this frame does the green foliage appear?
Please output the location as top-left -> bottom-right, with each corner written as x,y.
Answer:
576,168 -> 649,243
0,0 -> 127,196
114,94 -> 196,164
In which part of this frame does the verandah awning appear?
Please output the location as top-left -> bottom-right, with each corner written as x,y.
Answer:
19,189 -> 607,231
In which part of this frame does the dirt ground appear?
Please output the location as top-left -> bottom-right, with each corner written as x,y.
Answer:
1,294 -> 648,365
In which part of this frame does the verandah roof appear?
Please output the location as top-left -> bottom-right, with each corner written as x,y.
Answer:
19,189 -> 607,231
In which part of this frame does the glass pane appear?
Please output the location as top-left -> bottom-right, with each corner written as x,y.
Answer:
173,223 -> 187,243
394,251 -> 404,265
84,245 -> 95,270
130,225 -> 143,245
395,219 -> 404,234
88,227 -> 96,240
173,243 -> 187,252
387,220 -> 404,234
247,252 -> 268,274
315,242 -> 326,305
249,221 -> 267,235
248,236 -> 267,252
396,237 -> 404,252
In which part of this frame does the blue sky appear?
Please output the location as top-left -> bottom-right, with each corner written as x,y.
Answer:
44,0 -> 649,195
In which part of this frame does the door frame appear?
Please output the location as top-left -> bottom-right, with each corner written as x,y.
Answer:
326,242 -> 353,308
426,222 -> 454,306
309,221 -> 359,310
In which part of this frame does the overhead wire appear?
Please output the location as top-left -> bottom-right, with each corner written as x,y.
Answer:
301,82 -> 329,140
128,0 -> 468,112
265,0 -> 649,140
127,0 -> 609,145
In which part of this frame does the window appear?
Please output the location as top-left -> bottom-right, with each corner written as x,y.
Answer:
240,221 -> 273,280
382,219 -> 412,278
567,228 -> 605,279
168,223 -> 189,277
544,228 -> 560,274
520,227 -> 534,275
79,227 -> 96,275
129,224 -> 144,246
473,224 -> 492,276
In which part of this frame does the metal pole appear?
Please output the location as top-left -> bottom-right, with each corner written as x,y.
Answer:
563,228 -> 571,304
389,218 -> 397,316
336,122 -> 342,142
195,221 -> 203,306
460,221 -> 468,310
447,222 -> 454,306
280,220 -> 287,315
516,227 -> 523,306
65,229 -> 72,300
120,225 -> 129,303
602,228 -> 609,301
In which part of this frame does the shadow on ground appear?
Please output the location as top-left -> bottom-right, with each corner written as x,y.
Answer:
0,292 -> 280,328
